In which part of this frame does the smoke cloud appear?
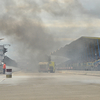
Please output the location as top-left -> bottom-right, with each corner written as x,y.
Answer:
0,0 -> 99,71
0,0 -> 61,71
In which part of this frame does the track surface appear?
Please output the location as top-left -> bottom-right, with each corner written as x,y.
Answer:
0,71 -> 100,100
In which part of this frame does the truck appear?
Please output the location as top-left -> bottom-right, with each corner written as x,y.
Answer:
49,61 -> 55,73
38,61 -> 55,73
38,62 -> 49,73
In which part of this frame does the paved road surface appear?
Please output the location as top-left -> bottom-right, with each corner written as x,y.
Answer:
0,71 -> 100,100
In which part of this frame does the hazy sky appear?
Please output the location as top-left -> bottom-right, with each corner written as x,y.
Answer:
0,0 -> 100,60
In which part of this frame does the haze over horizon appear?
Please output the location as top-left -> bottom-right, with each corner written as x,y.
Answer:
0,0 -> 100,62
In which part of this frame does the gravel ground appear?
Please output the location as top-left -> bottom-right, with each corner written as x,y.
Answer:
0,71 -> 100,100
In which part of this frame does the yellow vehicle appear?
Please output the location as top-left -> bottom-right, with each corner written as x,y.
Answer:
38,62 -> 49,72
49,61 -> 55,73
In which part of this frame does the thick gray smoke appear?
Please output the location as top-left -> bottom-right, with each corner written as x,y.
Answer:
0,18 -> 56,53
0,0 -> 61,71
0,0 -> 99,71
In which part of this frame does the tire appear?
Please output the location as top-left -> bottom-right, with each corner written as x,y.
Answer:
50,71 -> 53,73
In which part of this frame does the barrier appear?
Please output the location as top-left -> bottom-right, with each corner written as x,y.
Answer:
6,69 -> 12,78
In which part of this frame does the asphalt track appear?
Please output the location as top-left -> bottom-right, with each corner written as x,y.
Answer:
0,69 -> 100,100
